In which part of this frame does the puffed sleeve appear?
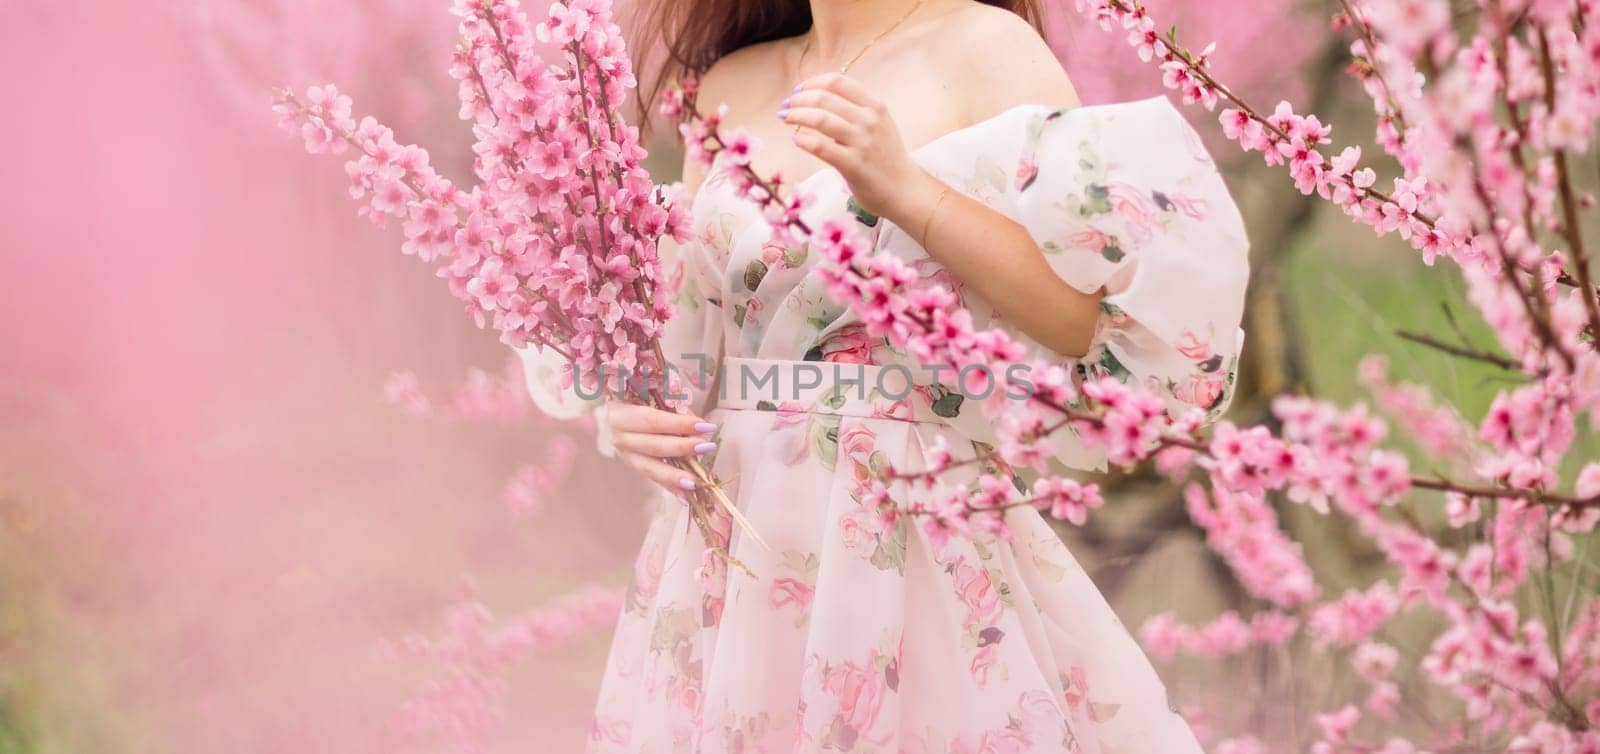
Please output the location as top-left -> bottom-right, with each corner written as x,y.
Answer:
515,332 -> 614,456
1010,97 -> 1249,422
874,97 -> 1248,472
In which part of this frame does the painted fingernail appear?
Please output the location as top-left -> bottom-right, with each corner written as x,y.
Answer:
694,441 -> 717,455
792,83 -> 802,93
693,421 -> 717,434
779,96 -> 790,109
678,477 -> 698,491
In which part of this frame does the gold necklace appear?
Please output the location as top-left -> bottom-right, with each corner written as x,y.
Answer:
796,0 -> 927,78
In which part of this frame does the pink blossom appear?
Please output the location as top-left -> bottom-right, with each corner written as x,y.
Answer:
1031,477 -> 1104,526
383,371 -> 433,417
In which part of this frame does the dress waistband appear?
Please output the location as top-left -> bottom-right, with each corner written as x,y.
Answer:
715,357 -> 955,424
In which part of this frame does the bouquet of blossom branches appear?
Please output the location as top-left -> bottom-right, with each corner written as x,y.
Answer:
272,0 -> 761,570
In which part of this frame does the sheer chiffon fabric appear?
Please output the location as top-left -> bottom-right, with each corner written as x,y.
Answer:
521,97 -> 1249,753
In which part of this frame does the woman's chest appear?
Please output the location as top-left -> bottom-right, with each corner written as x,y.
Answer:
711,71 -> 969,191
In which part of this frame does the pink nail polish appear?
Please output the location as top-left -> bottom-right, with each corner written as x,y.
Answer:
677,477 -> 697,491
693,422 -> 717,434
694,441 -> 717,455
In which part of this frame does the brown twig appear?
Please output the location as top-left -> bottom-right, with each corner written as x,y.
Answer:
1394,329 -> 1523,371
1537,28 -> 1600,341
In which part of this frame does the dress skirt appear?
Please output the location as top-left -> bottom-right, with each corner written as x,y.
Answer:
585,359 -> 1203,754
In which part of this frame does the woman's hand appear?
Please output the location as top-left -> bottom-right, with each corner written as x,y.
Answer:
606,401 -> 718,496
778,72 -> 935,221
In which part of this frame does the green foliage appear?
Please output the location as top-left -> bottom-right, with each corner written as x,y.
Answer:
1285,230 -> 1599,480
0,692 -> 29,754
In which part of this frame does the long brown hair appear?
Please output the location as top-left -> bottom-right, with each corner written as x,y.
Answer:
629,0 -> 1044,121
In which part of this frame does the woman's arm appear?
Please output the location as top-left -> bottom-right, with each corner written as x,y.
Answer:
780,12 -> 1100,357
892,164 -> 1103,357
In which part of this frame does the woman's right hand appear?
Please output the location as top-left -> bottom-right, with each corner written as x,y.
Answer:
606,401 -> 718,496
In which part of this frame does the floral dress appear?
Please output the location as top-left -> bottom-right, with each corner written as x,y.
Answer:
521,97 -> 1250,754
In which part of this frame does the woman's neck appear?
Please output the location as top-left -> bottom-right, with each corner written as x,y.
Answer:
805,0 -> 924,62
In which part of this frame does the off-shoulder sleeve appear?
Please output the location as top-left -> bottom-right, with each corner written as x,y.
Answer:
1008,97 -> 1249,421
907,97 -> 1248,424
874,98 -> 1248,472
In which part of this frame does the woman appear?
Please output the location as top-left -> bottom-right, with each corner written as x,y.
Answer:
522,0 -> 1250,750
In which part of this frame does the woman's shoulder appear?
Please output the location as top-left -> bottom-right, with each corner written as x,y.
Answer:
932,1 -> 1044,39
697,37 -> 796,111
923,2 -> 1080,121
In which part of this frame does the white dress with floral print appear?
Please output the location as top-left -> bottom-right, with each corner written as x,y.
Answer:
522,97 -> 1250,754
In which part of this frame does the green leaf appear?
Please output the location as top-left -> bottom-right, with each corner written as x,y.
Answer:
744,259 -> 769,292
868,516 -> 909,573
1084,184 -> 1113,214
782,243 -> 810,267
975,155 -> 1008,193
1090,702 -> 1123,722
809,413 -> 842,471
1032,553 -> 1067,582
847,197 -> 879,227
931,388 -> 965,418
1099,348 -> 1133,382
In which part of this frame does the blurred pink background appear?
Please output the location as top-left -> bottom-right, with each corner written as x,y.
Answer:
0,1 -> 1312,752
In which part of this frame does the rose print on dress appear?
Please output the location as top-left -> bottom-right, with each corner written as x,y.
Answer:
624,520 -> 668,618
714,710 -> 778,754
1169,371 -> 1228,412
637,605 -> 708,750
589,715 -> 631,749
951,559 -> 1006,627
948,549 -> 1016,687
1015,155 -> 1040,192
796,633 -> 901,753
804,323 -> 888,364
914,689 -> 1073,754
1152,189 -> 1210,221
1062,666 -> 1113,720
817,656 -> 888,749
833,422 -> 912,574
770,549 -> 818,626
1174,330 -> 1213,362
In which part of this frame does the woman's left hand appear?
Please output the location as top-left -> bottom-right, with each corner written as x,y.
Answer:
779,72 -> 931,221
